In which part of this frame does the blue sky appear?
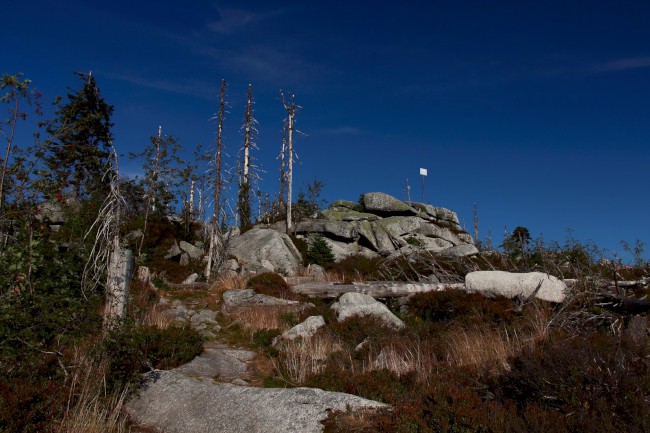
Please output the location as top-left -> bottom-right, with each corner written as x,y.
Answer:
4,0 -> 649,260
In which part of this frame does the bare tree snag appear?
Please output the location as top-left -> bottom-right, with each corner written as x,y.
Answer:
188,179 -> 195,220
237,84 -> 259,231
473,202 -> 480,249
279,119 -> 287,208
104,247 -> 133,329
281,92 -> 300,235
83,145 -> 131,331
205,79 -> 227,280
136,126 -> 162,258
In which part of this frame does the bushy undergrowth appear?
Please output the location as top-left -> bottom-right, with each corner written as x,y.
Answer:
262,284 -> 650,433
247,272 -> 289,290
325,255 -> 384,282
409,289 -> 516,326
246,272 -> 307,302
0,245 -> 103,432
0,265 -> 203,432
101,325 -> 203,392
128,218 -> 206,283
493,333 -> 650,431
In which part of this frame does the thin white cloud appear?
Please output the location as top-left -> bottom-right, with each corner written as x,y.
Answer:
592,56 -> 650,73
106,72 -> 216,100
199,44 -> 325,87
207,7 -> 283,34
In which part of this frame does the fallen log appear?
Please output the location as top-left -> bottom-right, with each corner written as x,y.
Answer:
608,278 -> 650,291
596,294 -> 650,315
290,278 -> 648,300
562,278 -> 649,290
289,282 -> 465,298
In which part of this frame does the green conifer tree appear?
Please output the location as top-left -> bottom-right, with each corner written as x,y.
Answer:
46,72 -> 113,200
307,233 -> 335,266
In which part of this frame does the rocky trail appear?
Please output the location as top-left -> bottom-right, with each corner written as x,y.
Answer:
125,291 -> 386,433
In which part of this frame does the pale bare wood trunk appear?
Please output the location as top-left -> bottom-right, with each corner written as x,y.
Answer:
205,79 -> 227,280
290,282 -> 464,298
281,92 -> 298,235
103,245 -> 133,329
286,109 -> 293,235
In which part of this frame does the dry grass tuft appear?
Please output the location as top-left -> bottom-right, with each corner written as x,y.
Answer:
445,306 -> 550,374
57,356 -> 128,433
227,305 -> 291,334
445,326 -> 519,373
211,274 -> 247,296
323,270 -> 348,283
139,303 -> 175,329
366,338 -> 438,384
276,332 -> 342,384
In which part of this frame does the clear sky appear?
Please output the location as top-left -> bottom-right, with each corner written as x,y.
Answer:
3,0 -> 649,260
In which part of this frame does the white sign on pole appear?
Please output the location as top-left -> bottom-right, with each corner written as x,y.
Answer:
419,168 -> 428,176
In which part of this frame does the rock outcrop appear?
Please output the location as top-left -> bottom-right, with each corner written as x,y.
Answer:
294,192 -> 475,259
331,292 -> 405,329
216,192 -> 475,273
179,241 -> 203,259
363,192 -> 417,215
125,370 -> 387,433
229,227 -> 303,276
465,271 -> 567,303
273,315 -> 326,347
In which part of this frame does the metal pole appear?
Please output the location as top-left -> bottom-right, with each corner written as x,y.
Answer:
406,178 -> 411,203
419,168 -> 427,203
421,174 -> 424,202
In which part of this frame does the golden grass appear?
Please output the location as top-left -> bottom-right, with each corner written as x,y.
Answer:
276,332 -> 343,384
57,356 -> 128,433
227,305 -> 292,334
445,306 -> 550,374
139,303 -> 175,329
211,274 -> 247,296
366,338 -> 438,384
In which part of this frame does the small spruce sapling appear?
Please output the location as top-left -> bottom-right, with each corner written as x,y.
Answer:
307,233 -> 335,266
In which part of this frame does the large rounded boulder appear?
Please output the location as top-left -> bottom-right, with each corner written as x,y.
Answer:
228,228 -> 303,276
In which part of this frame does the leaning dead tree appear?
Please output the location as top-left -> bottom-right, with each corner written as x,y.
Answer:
83,145 -> 131,331
281,91 -> 300,235
205,79 -> 227,280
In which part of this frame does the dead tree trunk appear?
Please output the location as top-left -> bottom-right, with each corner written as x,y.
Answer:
473,202 -> 480,250
281,92 -> 299,235
137,126 -> 163,258
279,119 -> 287,208
103,245 -> 133,329
205,80 -> 227,280
237,84 -> 257,231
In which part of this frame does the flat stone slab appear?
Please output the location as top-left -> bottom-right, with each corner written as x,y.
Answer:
126,370 -> 387,433
173,342 -> 255,384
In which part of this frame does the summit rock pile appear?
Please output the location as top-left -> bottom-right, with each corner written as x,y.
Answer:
294,192 -> 477,260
